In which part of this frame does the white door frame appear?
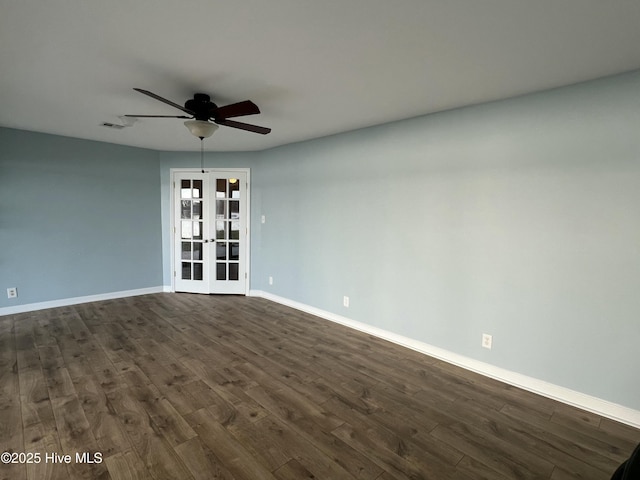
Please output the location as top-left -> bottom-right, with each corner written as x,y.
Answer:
170,167 -> 251,295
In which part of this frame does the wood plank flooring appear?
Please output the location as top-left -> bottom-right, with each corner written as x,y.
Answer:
1,293 -> 638,480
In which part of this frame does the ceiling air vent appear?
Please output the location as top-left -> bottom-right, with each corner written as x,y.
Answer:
101,122 -> 125,129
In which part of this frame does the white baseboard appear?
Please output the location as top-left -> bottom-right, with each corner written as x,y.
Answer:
249,290 -> 640,429
0,286 -> 166,316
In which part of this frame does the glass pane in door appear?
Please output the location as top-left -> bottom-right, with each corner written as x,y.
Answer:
181,180 -> 192,199
181,200 -> 192,219
229,179 -> 240,198
229,263 -> 239,281
193,242 -> 202,260
181,221 -> 192,239
215,221 -> 226,240
216,263 -> 226,280
181,242 -> 191,260
216,242 -> 227,260
216,179 -> 227,198
230,221 -> 240,240
229,243 -> 239,261
193,200 -> 202,219
229,201 -> 239,219
216,200 -> 226,219
181,262 -> 191,280
192,180 -> 202,198
193,263 -> 203,281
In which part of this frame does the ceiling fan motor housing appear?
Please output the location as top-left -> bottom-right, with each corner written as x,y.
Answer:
185,94 -> 217,121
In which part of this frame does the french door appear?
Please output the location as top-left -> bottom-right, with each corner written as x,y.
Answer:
173,169 -> 248,294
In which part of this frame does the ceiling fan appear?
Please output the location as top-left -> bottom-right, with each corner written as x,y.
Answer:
125,88 -> 271,137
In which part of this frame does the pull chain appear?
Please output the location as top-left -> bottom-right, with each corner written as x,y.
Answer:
200,137 -> 205,173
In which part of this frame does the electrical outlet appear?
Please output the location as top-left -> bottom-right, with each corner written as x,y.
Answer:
343,296 -> 349,308
268,276 -> 273,285
261,215 -> 266,224
482,333 -> 492,350
7,287 -> 18,299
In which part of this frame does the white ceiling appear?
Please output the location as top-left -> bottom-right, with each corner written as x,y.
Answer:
1,0 -> 640,152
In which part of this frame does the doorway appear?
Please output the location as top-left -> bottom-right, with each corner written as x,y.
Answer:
172,169 -> 249,294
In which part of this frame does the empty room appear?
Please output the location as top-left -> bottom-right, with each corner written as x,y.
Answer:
1,1 -> 639,479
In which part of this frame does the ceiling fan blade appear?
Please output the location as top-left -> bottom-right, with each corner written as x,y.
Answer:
133,88 -> 194,115
124,114 -> 192,118
215,119 -> 271,135
214,100 -> 260,119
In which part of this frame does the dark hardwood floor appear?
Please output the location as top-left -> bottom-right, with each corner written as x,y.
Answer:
0,293 -> 638,479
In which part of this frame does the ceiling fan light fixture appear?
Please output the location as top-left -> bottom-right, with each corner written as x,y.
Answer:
184,120 -> 218,139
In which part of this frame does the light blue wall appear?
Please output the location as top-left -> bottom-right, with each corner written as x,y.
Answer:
251,71 -> 640,410
0,128 -> 163,307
